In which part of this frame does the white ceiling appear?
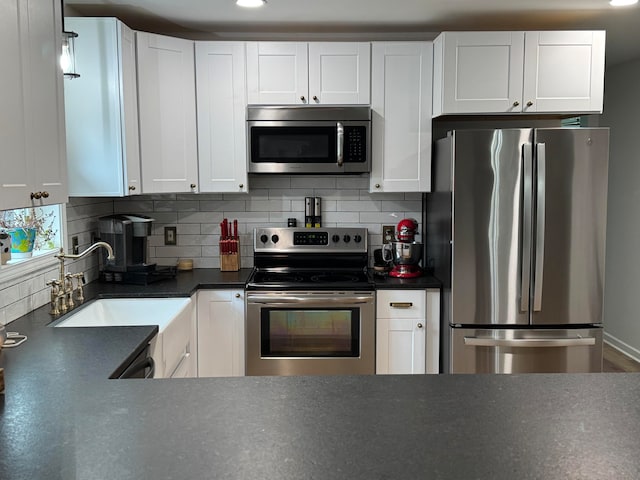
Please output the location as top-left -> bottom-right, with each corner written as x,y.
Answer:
65,0 -> 640,66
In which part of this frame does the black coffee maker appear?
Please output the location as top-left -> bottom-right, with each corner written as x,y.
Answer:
98,214 -> 175,284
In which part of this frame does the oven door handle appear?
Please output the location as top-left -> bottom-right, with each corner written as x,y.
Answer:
248,295 -> 373,305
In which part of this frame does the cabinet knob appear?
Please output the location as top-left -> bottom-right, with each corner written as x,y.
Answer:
30,191 -> 42,200
313,95 -> 318,102
512,101 -> 520,107
239,184 -> 244,189
235,293 -> 241,298
375,183 -> 381,189
129,185 -> 136,191
190,183 -> 196,189
526,101 -> 534,107
41,191 -> 49,198
300,96 -> 306,103
417,323 -> 423,329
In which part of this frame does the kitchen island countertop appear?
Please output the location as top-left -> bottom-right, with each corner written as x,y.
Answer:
1,269 -> 638,479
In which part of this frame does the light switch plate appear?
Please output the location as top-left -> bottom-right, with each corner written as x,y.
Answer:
164,226 -> 177,245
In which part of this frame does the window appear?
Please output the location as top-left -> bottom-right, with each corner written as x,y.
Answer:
0,205 -> 64,268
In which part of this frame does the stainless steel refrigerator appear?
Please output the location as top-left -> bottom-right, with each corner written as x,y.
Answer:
426,128 -> 609,373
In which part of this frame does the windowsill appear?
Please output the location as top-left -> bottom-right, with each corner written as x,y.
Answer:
0,250 -> 59,284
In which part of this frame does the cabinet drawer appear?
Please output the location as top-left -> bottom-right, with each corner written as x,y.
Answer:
199,290 -> 235,302
377,290 -> 426,319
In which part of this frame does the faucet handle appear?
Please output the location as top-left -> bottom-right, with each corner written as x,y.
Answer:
72,272 -> 86,302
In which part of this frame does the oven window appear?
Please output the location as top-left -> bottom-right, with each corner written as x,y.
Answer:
261,308 -> 360,357
251,126 -> 336,163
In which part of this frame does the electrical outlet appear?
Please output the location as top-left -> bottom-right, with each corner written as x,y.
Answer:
382,225 -> 395,244
164,226 -> 177,246
72,236 -> 79,254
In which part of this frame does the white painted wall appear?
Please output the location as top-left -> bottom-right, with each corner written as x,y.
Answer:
601,58 -> 640,361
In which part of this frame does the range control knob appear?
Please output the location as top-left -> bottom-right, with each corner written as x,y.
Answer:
332,234 -> 340,243
260,234 -> 268,244
354,234 -> 362,243
271,234 -> 279,244
343,234 -> 351,243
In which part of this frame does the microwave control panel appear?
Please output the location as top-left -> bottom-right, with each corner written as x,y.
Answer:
344,126 -> 367,163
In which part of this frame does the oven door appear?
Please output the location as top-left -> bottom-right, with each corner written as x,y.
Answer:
246,291 -> 375,376
247,121 -> 370,174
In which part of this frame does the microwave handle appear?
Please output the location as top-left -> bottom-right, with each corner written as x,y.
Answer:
337,122 -> 344,166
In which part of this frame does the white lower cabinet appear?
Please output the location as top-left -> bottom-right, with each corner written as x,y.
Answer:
197,289 -> 245,377
376,289 -> 440,374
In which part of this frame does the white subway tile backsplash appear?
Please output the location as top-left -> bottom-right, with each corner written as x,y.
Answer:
2,177 -> 423,323
290,176 -> 337,189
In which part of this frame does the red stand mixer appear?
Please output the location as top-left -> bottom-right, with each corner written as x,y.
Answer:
382,218 -> 423,278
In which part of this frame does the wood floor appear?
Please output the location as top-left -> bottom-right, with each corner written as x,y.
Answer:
603,343 -> 640,372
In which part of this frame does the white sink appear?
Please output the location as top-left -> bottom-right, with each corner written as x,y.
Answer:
55,297 -> 195,379
54,298 -> 191,332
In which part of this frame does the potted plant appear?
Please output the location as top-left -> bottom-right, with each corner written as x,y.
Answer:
0,208 -> 57,258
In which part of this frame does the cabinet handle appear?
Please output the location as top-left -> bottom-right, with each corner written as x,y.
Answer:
375,183 -> 380,189
300,96 -> 306,103
417,323 -> 423,329
129,186 -> 136,191
239,184 -> 244,189
513,101 -> 520,107
235,293 -> 241,298
313,95 -> 318,102
190,183 -> 196,189
30,191 -> 42,200
41,191 -> 49,198
390,302 -> 413,308
526,101 -> 534,107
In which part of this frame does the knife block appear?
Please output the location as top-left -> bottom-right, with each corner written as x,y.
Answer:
220,239 -> 240,272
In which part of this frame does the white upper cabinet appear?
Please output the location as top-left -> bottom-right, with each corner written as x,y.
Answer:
64,17 -> 141,197
136,32 -> 198,193
308,42 -> 370,104
522,31 -> 605,113
432,31 -> 606,116
0,0 -> 67,210
195,42 -> 248,193
246,42 -> 370,105
369,42 -> 432,193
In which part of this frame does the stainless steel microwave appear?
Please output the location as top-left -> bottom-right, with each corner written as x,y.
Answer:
247,105 -> 371,174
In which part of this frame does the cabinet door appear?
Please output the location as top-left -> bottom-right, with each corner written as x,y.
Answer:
434,32 -> 525,115
376,289 -> 428,374
246,42 -> 308,104
308,42 -> 370,104
376,317 -> 426,374
197,290 -> 245,377
195,42 -> 248,193
370,42 -> 432,193
0,0 -> 66,210
136,32 -> 198,193
522,31 -> 605,113
65,18 -> 141,197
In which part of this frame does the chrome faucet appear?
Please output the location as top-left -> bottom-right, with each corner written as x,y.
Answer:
49,242 -> 115,315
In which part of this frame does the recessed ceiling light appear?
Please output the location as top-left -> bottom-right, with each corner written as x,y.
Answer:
610,0 -> 638,6
236,0 -> 266,7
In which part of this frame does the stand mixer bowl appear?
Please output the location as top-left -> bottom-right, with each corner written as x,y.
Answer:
382,242 -> 422,265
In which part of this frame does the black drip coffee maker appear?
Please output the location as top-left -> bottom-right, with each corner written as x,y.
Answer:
98,214 -> 176,284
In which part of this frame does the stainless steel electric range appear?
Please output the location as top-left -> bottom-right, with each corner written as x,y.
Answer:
245,227 -> 375,376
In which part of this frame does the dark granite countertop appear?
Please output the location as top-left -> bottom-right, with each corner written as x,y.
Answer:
2,268 -> 638,479
371,273 -> 441,289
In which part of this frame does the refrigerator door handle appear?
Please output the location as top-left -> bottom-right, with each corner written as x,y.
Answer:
520,144 -> 533,313
533,143 -> 546,312
463,336 -> 596,348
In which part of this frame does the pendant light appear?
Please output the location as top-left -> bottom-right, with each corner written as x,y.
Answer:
60,0 -> 80,78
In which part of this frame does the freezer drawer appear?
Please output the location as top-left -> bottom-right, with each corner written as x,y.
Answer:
450,327 -> 602,373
